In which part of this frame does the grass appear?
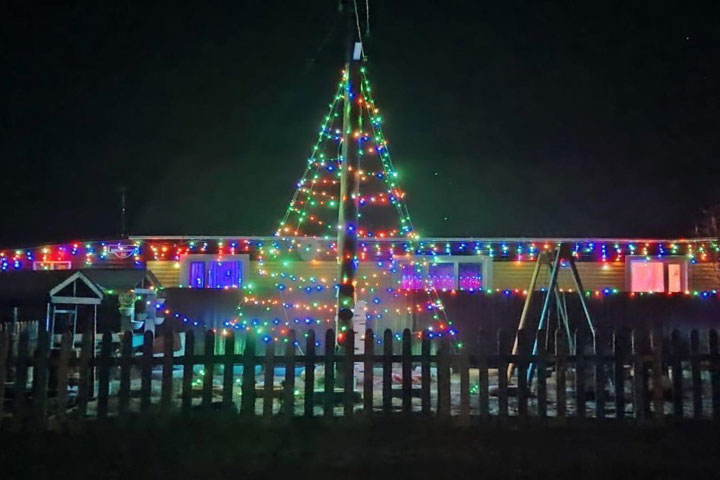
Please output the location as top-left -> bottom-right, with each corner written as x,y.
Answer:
1,416 -> 719,480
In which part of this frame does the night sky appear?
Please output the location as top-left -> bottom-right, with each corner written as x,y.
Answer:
2,1 -> 718,247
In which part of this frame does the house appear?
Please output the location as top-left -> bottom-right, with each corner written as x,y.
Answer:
2,236 -> 718,344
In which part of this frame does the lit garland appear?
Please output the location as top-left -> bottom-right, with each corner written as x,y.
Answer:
0,240 -> 142,271
135,238 -> 719,264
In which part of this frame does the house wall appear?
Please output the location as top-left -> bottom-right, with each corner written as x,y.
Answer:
689,263 -> 720,291
148,258 -> 720,293
147,261 -> 180,287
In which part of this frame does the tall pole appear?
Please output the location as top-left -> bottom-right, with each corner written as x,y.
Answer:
120,186 -> 128,239
336,0 -> 363,351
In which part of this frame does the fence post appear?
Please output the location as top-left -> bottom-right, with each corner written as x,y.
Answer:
222,330 -> 235,412
421,330 -> 431,415
31,327 -> 50,429
555,328 -> 567,421
670,329 -> 683,419
516,329 -> 529,420
263,337 -> 275,418
202,330 -> 215,410
709,329 -> 719,421
140,330 -> 154,412
632,329 -> 647,422
343,328 -> 355,417
651,326 -> 665,423
303,330 -> 315,417
401,329 -> 412,415
76,329 -> 93,419
12,330 -> 29,429
241,330 -> 256,417
497,329 -> 509,419
689,330 -> 702,419
97,331 -> 112,419
613,329 -> 626,420
324,329 -> 335,417
161,328 -> 175,413
437,335 -> 450,418
594,328 -> 606,420
458,341 -> 470,425
478,329 -> 489,419
575,330 -> 587,419
181,330 -> 195,413
55,331 -> 72,421
536,329 -> 547,419
283,330 -> 296,418
0,331 -> 7,427
363,329 -> 375,415
382,329 -> 392,415
117,331 -> 132,417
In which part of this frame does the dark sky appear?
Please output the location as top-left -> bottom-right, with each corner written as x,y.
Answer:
2,0 -> 719,246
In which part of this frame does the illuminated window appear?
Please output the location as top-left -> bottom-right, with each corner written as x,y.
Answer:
33,261 -> 72,271
208,261 -> 241,288
458,263 -> 483,291
189,261 -> 205,288
181,255 -> 248,289
401,263 -> 425,290
428,263 -> 454,290
627,257 -> 687,293
399,256 -> 490,291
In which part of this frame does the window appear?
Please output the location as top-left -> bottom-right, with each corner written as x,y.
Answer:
189,262 -> 205,288
458,263 -> 483,291
428,263 -> 454,290
401,263 -> 425,290
181,255 -> 248,289
627,256 -> 687,293
398,256 -> 490,291
33,261 -> 72,271
208,261 -> 241,288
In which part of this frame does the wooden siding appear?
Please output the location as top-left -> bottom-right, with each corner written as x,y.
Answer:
689,263 -> 720,291
147,261 -> 180,287
490,261 -> 626,291
148,258 -> 718,292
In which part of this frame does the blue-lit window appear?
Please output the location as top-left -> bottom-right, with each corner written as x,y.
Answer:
189,261 -> 205,288
208,261 -> 241,288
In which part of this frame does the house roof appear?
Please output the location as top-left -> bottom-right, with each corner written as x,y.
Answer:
82,268 -> 160,291
0,270 -> 102,306
130,235 -> 718,244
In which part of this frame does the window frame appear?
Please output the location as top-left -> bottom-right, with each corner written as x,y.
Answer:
396,255 -> 492,291
625,255 -> 688,293
33,261 -> 72,271
179,254 -> 249,289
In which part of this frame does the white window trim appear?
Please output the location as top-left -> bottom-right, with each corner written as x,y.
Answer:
33,261 -> 72,271
179,254 -> 249,289
625,255 -> 688,293
397,255 -> 492,291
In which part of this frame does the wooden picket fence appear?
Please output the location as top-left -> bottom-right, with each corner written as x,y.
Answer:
0,326 -> 719,429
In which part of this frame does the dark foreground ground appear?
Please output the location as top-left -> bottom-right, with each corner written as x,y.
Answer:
2,417 -> 719,480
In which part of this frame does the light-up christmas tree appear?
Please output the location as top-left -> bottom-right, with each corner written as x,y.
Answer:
276,66 -> 415,241
228,2 -> 455,350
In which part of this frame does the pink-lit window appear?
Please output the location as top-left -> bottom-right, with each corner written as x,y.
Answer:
668,263 -> 682,293
401,263 -> 425,290
630,261 -> 665,292
428,263 -> 454,290
629,259 -> 686,293
458,263 -> 482,290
